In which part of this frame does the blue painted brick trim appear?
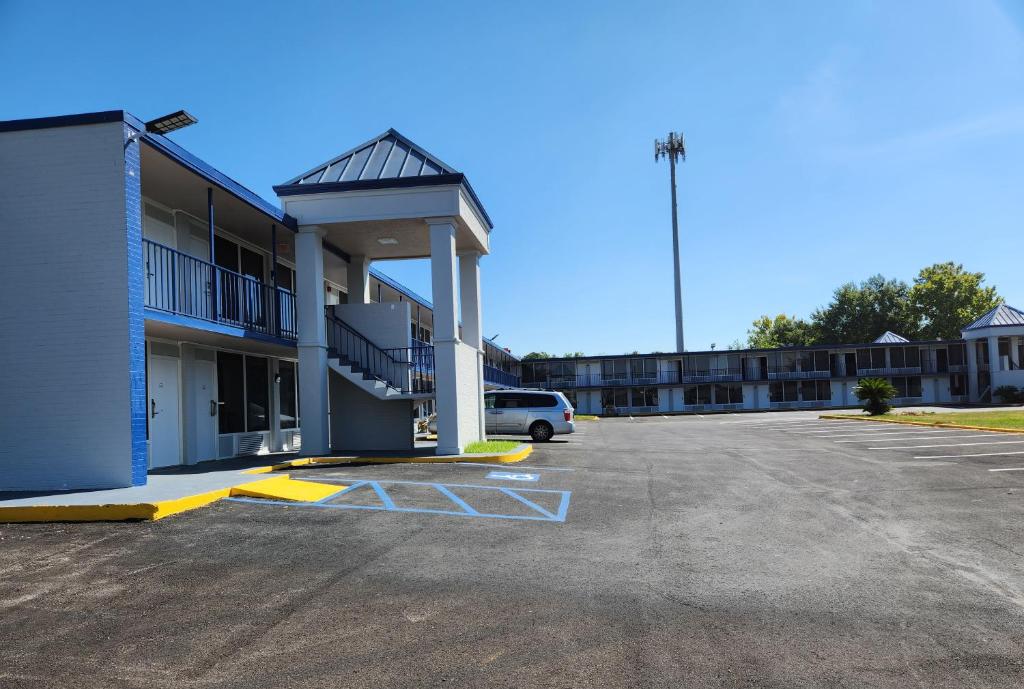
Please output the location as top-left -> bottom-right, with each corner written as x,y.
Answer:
124,124 -> 148,486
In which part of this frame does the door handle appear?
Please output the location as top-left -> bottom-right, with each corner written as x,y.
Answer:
210,400 -> 218,417
151,399 -> 156,418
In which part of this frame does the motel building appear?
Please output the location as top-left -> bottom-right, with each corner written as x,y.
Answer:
521,307 -> 1024,416
0,110 -> 520,492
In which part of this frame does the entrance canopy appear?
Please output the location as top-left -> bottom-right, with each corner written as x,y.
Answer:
274,128 -> 492,260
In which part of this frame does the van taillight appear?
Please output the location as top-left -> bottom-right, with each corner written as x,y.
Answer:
564,409 -> 572,422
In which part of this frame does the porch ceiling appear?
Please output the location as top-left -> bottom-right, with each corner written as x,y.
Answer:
140,144 -> 297,263
316,216 -> 482,260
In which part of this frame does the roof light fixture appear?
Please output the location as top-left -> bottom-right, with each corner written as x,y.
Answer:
377,237 -> 399,246
145,110 -> 198,135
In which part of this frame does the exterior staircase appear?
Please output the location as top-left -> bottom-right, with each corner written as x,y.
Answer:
326,312 -> 435,401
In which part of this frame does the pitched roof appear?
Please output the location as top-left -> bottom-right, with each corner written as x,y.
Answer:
873,331 -> 910,343
962,303 -> 1024,331
280,128 -> 458,186
273,128 -> 493,228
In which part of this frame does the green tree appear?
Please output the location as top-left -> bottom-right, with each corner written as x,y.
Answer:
910,262 -> 1002,340
810,275 -> 919,344
747,314 -> 814,349
522,352 -> 553,360
562,351 -> 585,358
854,377 -> 898,415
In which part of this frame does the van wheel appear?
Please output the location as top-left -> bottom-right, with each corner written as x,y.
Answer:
529,421 -> 554,442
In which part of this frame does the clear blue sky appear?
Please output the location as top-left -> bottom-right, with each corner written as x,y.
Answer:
3,1 -> 1022,356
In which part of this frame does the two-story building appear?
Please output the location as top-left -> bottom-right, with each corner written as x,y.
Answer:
521,308 -> 1024,416
0,111 -> 518,491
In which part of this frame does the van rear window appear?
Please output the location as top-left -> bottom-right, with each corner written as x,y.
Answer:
494,393 -> 559,408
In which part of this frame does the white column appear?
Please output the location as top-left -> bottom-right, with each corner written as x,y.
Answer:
295,226 -> 330,455
429,218 -> 463,455
347,255 -> 371,304
459,251 -> 486,440
966,338 -> 979,401
988,336 -> 1001,375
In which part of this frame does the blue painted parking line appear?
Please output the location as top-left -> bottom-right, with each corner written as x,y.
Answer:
225,479 -> 571,523
486,471 -> 540,482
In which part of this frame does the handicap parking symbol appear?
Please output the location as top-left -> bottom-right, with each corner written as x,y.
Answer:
486,471 -> 540,482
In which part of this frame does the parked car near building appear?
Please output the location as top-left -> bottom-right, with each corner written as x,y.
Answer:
428,390 -> 576,441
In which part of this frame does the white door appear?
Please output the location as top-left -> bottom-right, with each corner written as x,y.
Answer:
149,355 -> 181,468
193,358 -> 218,462
143,213 -> 176,309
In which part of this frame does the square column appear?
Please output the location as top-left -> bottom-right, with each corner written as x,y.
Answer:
459,251 -> 486,440
295,226 -> 330,455
428,218 -> 483,455
988,336 -> 1001,373
966,339 -> 980,401
348,255 -> 371,304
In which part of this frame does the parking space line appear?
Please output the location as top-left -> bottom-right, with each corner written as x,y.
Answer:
989,467 -> 1024,472
433,484 -> 480,515
456,462 -> 575,472
224,479 -> 571,522
870,440 -> 1024,450
835,433 -> 999,443
915,450 -> 1024,459
822,430 -> 975,439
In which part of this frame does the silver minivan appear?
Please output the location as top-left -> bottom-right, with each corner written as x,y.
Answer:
485,389 -> 575,442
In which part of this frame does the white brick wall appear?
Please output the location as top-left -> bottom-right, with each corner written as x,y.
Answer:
0,122 -> 135,489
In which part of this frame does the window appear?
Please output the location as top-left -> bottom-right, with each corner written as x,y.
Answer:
631,387 -> 658,407
602,359 -> 627,380
905,347 -> 920,367
279,361 -> 298,430
485,394 -> 496,409
495,393 -> 558,408
684,385 -> 711,405
275,264 -> 294,292
770,381 -> 799,402
948,344 -> 965,366
801,380 -> 831,401
217,352 -> 245,434
602,388 -> 628,409
856,348 -> 871,369
950,374 -> 967,396
891,376 -> 922,399
245,356 -> 270,432
688,354 -> 711,375
889,347 -> 905,368
630,358 -> 657,379
715,384 -> 743,404
977,341 -> 990,365
801,350 -> 828,372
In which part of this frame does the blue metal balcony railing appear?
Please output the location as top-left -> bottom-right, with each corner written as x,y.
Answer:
483,365 -> 521,388
143,238 -> 297,340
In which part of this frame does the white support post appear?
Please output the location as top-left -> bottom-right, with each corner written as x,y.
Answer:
429,218 -> 464,455
966,339 -> 979,401
295,226 -> 330,455
459,251 -> 486,441
988,336 -> 1001,374
348,255 -> 371,304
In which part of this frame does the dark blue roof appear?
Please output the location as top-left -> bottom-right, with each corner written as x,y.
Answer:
274,128 -> 493,229
963,304 -> 1024,331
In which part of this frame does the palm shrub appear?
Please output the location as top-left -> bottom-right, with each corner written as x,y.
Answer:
854,377 -> 898,415
994,385 -> 1023,404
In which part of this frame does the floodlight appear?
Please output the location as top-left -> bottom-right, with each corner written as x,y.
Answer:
145,110 -> 198,135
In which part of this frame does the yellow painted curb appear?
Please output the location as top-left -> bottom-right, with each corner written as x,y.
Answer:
230,475 -> 343,502
295,443 -> 533,467
819,414 -> 1024,434
0,474 -> 349,524
0,486 -> 233,524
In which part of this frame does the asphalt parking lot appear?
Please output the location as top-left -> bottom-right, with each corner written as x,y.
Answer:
3,413 -> 1024,688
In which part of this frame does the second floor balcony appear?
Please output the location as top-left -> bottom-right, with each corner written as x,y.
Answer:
143,238 -> 297,341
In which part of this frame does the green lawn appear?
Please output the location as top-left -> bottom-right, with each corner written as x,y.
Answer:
880,409 -> 1024,430
464,440 -> 522,454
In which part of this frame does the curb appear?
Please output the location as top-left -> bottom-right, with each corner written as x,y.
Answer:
818,414 -> 1024,434
287,443 -> 533,468
0,474 -> 344,524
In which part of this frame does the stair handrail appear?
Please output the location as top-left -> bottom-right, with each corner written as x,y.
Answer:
325,311 -> 404,390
